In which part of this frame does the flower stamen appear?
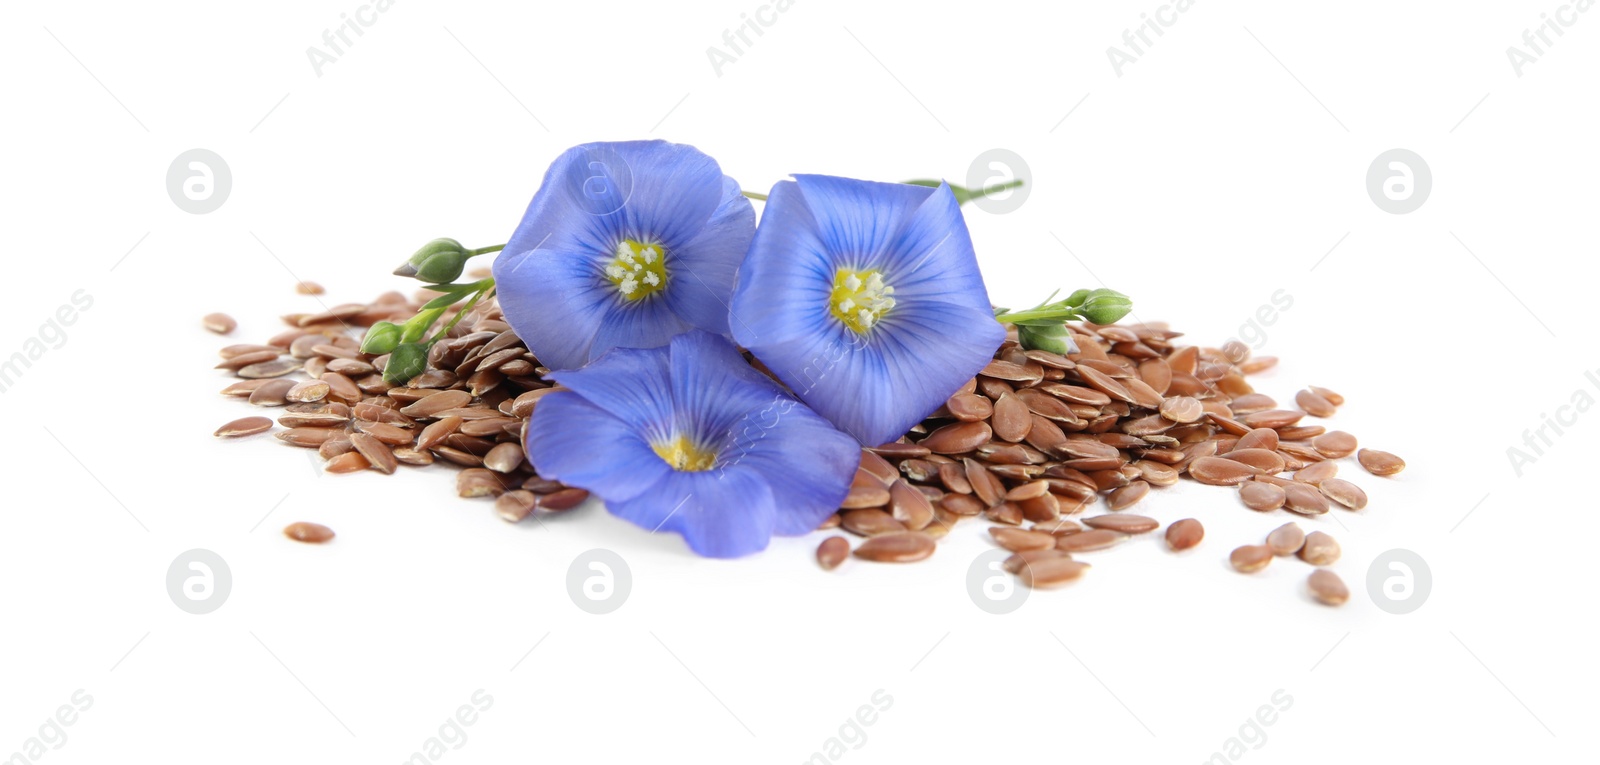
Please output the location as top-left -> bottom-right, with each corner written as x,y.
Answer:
829,267 -> 896,334
652,434 -> 717,472
607,239 -> 668,301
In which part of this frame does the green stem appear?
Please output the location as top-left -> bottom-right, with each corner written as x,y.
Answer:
741,190 -> 768,202
467,244 -> 505,256
427,280 -> 494,344
993,307 -> 1076,325
969,179 -> 1024,201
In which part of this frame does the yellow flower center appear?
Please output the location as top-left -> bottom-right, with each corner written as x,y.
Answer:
829,267 -> 896,334
605,239 -> 668,301
652,434 -> 717,472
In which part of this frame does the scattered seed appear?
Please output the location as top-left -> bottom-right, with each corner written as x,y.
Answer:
276,427 -> 340,448
1266,523 -> 1305,556
495,491 -> 537,522
214,416 -> 273,437
1293,460 -> 1338,485
481,442 -> 524,473
324,452 -> 370,474
1165,519 -> 1204,551
393,447 -> 434,466
1298,532 -> 1340,565
888,479 -> 936,530
817,536 -> 850,570
853,532 -> 936,563
237,358 -> 303,379
349,432 -> 397,475
1230,545 -> 1273,573
841,508 -> 906,537
989,527 -> 1057,552
285,380 -> 330,403
988,393 -> 1035,444
284,522 -> 334,543
399,389 -> 473,417
1239,482 -> 1286,511
1358,448 -> 1406,477
1106,480 -> 1150,510
203,312 -> 237,334
1018,557 -> 1091,589
537,488 -> 589,511
1056,528 -> 1125,552
1221,448 -> 1286,475
1295,389 -> 1337,417
1312,431 -> 1358,459
842,475 -> 892,509
1189,456 -> 1260,486
947,392 -> 994,422
1004,548 -> 1072,574
1307,569 -> 1349,606
1307,386 -> 1344,406
920,421 -> 994,454
940,493 -> 986,516
1318,478 -> 1368,510
456,468 -> 505,498
1083,514 -> 1158,534
1158,396 -> 1203,423
1282,482 -> 1330,516
247,379 -> 296,407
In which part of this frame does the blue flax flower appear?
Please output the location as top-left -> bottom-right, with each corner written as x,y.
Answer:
730,175 -> 1005,446
493,140 -> 755,370
526,330 -> 860,558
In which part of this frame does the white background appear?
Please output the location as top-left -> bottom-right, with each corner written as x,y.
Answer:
1,1 -> 1594,762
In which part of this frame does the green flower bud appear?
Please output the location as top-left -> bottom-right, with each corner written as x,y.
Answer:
394,238 -> 465,278
383,342 -> 429,386
1062,289 -> 1092,308
1017,322 -> 1079,356
359,321 -> 402,355
412,250 -> 469,284
1079,289 -> 1133,325
400,307 -> 445,344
